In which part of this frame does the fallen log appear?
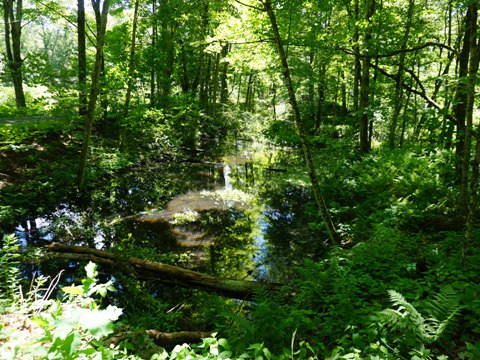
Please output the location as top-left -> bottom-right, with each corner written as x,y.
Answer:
44,243 -> 282,301
107,329 -> 212,348
146,330 -> 212,347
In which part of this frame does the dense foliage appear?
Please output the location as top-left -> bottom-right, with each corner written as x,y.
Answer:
1,0 -> 480,359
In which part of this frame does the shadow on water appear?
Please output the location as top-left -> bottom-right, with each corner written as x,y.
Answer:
11,142 -> 327,285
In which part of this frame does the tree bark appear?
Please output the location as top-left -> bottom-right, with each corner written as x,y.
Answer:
44,242 -> 282,300
453,6 -> 474,184
78,0 -> 110,188
315,63 -> 326,130
388,0 -> 414,149
77,0 -> 87,115
3,0 -> 26,108
220,44 -> 230,104
210,52 -> 220,116
359,0 -> 375,153
262,0 -> 339,245
146,330 -> 212,347
352,0 -> 361,122
460,3 -> 479,199
462,3 -> 479,260
123,0 -> 140,118
150,0 -> 157,106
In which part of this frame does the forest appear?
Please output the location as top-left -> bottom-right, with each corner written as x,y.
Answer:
1,0 -> 480,358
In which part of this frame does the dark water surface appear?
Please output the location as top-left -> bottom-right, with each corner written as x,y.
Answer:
13,142 -> 325,283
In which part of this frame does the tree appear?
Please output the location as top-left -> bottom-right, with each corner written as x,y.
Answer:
388,0 -> 415,149
261,0 -> 339,245
77,0 -> 87,115
2,0 -> 27,108
78,0 -> 110,188
462,2 -> 479,260
123,0 -> 140,118
359,0 -> 375,153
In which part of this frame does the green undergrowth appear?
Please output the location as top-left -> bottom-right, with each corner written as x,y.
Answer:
2,225 -> 479,359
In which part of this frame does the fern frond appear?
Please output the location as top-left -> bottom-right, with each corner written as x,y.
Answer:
381,289 -> 462,346
426,286 -> 461,320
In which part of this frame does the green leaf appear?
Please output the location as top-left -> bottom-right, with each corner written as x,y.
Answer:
62,285 -> 84,296
61,331 -> 81,358
31,315 -> 51,328
76,305 -> 123,339
52,317 -> 77,340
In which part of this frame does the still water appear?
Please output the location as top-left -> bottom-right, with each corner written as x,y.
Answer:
14,142 -> 326,283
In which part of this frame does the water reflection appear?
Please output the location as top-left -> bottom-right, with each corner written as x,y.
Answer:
11,143 -> 326,284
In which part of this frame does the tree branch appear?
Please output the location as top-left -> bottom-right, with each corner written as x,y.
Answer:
337,41 -> 457,59
234,0 -> 265,12
367,61 -> 443,110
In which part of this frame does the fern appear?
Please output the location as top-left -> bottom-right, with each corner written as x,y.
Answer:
381,289 -> 461,346
0,234 -> 21,302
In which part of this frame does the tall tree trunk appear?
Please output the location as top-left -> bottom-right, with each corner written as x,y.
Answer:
262,0 -> 338,245
315,63 -> 326,130
159,23 -> 177,101
150,0 -> 157,105
179,39 -> 190,93
388,0 -> 414,149
77,0 -> 87,115
341,71 -> 347,113
210,52 -> 220,116
200,55 -> 211,110
462,0 -> 480,265
461,3 -> 479,199
245,72 -> 254,111
92,0 -> 108,120
453,6 -> 474,183
220,44 -> 230,104
236,74 -> 242,105
78,0 -> 110,188
359,0 -> 375,153
399,87 -> 412,148
123,0 -> 140,118
352,0 -> 361,136
3,0 -> 26,108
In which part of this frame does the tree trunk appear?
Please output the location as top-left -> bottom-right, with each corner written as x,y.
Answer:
77,0 -> 87,115
461,3 -> 479,199
159,22 -> 177,101
388,0 -> 414,149
352,0 -> 361,137
315,63 -> 326,130
3,0 -> 26,108
461,3 -> 479,258
245,73 -> 255,111
150,0 -> 157,106
44,242 -> 282,301
359,0 -> 375,153
453,6 -> 474,183
210,52 -> 220,116
108,329 -> 212,348
220,44 -> 230,104
262,0 -> 339,245
179,39 -> 190,93
78,0 -> 110,188
123,0 -> 140,118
